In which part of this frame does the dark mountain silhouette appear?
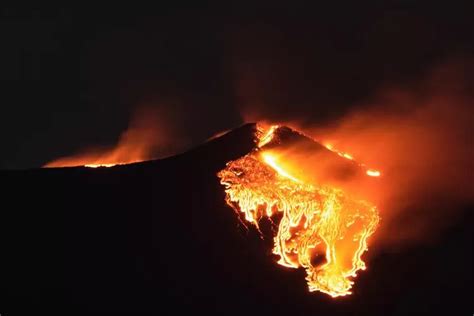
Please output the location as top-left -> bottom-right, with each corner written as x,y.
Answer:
0,123 -> 472,315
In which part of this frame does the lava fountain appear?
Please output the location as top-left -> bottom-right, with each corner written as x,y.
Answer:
217,124 -> 380,297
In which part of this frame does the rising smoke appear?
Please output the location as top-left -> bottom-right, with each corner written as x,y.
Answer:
238,60 -> 474,250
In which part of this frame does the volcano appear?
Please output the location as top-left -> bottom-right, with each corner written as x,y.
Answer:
0,123 -> 472,315
217,124 -> 380,297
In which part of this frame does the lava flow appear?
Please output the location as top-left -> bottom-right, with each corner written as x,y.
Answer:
217,124 -> 380,297
45,144 -> 145,168
323,143 -> 381,178
44,132 -> 148,168
44,125 -> 152,168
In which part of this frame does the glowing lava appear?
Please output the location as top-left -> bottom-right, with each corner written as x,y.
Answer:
44,108 -> 169,168
257,124 -> 280,147
324,143 -> 381,178
84,163 -> 118,168
45,148 -> 143,168
260,152 -> 301,183
217,124 -> 380,297
366,169 -> 381,177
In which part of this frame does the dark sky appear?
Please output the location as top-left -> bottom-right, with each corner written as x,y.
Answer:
1,2 -> 473,168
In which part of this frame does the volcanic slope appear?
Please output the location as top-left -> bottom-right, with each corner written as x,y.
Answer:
0,123 -> 472,315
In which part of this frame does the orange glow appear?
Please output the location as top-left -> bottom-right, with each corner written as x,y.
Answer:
324,143 -> 381,179
45,135 -> 148,168
237,63 -> 474,261
217,125 -> 380,297
44,107 -> 179,168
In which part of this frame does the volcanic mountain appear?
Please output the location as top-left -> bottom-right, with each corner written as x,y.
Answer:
0,123 -> 472,315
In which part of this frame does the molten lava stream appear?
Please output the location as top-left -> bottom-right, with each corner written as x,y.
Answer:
217,124 -> 380,297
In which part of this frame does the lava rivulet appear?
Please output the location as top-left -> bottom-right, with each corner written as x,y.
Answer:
323,143 -> 381,178
217,125 -> 380,297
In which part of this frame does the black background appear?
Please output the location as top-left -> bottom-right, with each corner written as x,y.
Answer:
1,2 -> 473,168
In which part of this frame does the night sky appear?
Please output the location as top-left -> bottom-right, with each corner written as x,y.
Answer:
1,3 -> 473,168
